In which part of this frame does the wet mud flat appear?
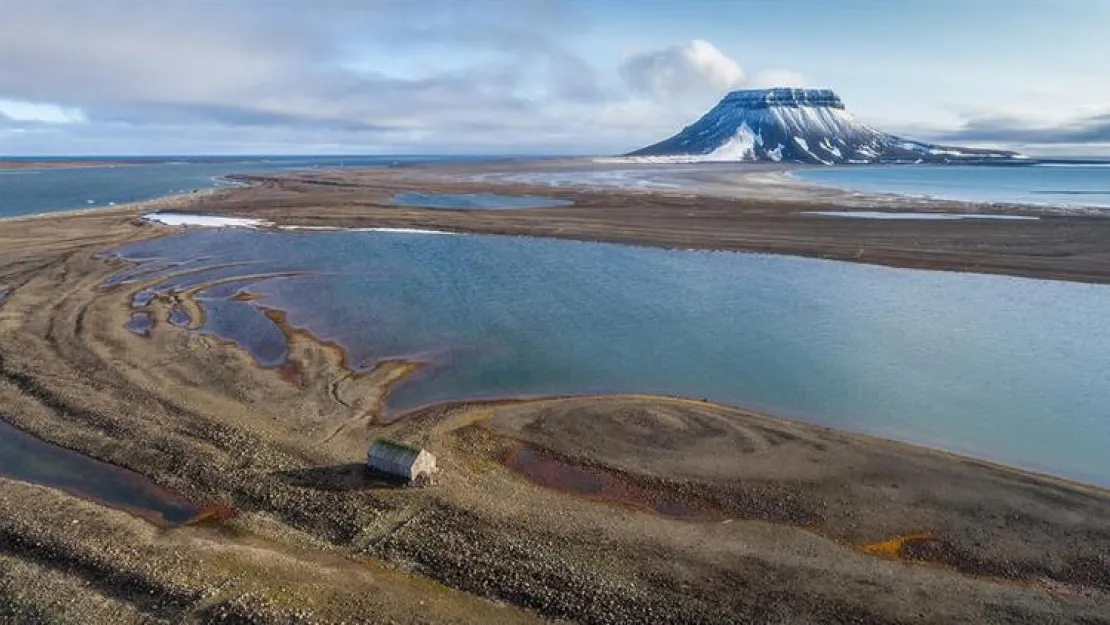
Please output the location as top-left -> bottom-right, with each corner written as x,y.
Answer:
0,179 -> 1108,623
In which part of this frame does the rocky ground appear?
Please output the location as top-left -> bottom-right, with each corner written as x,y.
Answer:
0,168 -> 1108,623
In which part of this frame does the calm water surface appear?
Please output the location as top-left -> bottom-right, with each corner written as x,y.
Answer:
0,156 -> 482,219
106,230 -> 1110,486
392,192 -> 572,210
797,163 -> 1110,208
0,419 -> 199,524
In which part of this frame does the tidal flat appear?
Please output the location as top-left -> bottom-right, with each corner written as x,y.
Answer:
0,163 -> 1109,624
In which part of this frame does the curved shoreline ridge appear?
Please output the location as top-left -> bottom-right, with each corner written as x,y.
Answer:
1,164 -> 1110,623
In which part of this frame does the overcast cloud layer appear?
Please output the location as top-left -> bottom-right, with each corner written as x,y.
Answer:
0,0 -> 1106,155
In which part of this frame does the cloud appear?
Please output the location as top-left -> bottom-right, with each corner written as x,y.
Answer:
619,40 -> 745,102
0,98 -> 85,124
0,2 -> 807,154
937,111 -> 1110,145
0,0 -> 628,152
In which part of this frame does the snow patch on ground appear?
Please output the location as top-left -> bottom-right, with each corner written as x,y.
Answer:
146,213 -> 458,235
144,213 -> 273,228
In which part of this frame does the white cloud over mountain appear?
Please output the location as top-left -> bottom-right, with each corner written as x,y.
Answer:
0,1 -> 1104,155
619,40 -> 746,102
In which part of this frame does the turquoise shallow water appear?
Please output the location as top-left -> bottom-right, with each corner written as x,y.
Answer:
796,163 -> 1110,208
106,229 -> 1110,486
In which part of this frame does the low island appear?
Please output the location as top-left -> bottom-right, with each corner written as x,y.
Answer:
0,162 -> 1108,624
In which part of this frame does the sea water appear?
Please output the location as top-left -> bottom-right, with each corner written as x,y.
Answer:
797,163 -> 1110,208
0,155 -> 479,219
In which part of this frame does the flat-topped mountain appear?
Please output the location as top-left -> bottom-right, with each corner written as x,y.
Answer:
628,88 -> 1030,165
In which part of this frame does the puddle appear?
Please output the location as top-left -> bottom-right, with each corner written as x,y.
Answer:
391,192 -> 573,210
131,288 -> 158,308
125,311 -> 155,337
504,446 -> 723,521
167,305 -> 192,327
0,287 -> 10,305
0,418 -> 202,525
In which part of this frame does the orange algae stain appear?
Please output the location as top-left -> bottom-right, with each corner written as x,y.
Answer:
277,360 -> 305,387
858,532 -> 939,559
183,503 -> 238,526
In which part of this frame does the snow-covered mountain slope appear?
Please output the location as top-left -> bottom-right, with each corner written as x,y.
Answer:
628,88 -> 1030,165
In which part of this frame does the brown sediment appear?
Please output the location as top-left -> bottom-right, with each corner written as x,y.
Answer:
0,167 -> 1109,622
502,443 -> 728,522
501,437 -> 1093,589
275,360 -> 304,387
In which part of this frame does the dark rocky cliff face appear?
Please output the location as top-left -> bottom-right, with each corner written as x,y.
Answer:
629,88 -> 1029,165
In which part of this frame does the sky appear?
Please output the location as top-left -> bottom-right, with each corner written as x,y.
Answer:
0,0 -> 1108,156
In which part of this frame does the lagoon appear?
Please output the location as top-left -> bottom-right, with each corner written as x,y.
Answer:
106,229 -> 1110,486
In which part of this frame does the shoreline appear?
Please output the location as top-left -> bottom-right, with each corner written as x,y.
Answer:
788,165 -> 1110,213
3,165 -> 1110,622
113,246 -> 1110,492
0,186 -> 231,225
145,163 -> 1110,286
0,160 -> 139,171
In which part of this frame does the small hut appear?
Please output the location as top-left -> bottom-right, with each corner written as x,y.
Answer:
366,438 -> 436,482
